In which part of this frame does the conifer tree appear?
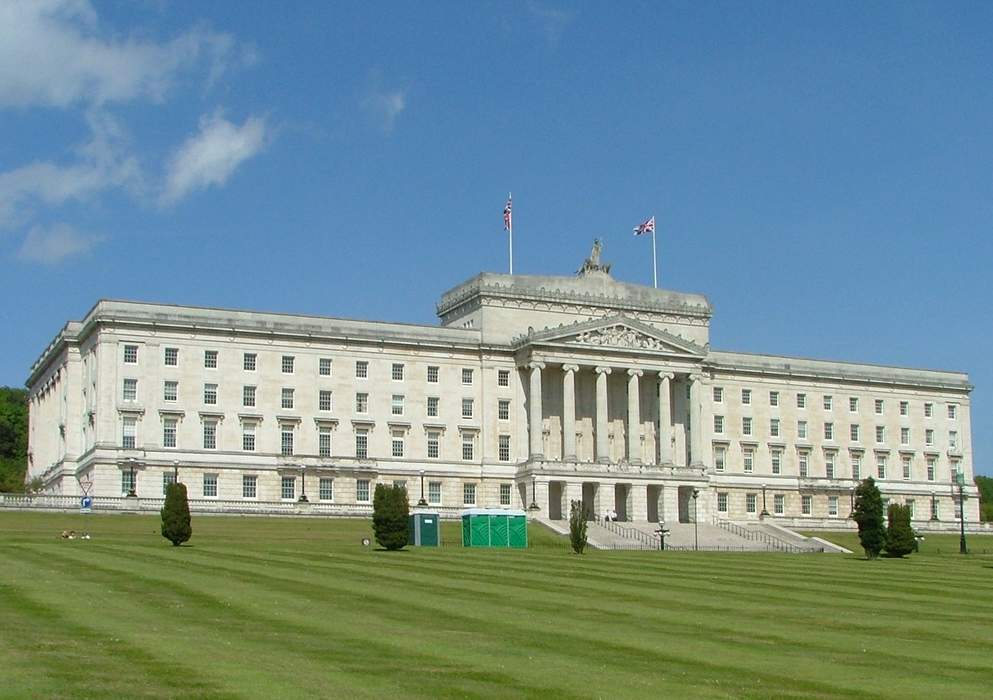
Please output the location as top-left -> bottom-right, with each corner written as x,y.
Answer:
160,482 -> 192,546
372,483 -> 409,550
884,503 -> 916,557
569,499 -> 588,554
852,477 -> 885,559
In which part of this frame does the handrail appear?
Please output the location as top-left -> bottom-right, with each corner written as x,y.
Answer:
598,519 -> 660,548
713,518 -> 818,553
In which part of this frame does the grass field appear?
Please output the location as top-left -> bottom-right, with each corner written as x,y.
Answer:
1,512 -> 991,699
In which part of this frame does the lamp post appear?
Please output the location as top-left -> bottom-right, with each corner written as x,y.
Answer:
691,488 -> 700,551
760,483 -> 769,518
127,457 -> 137,497
528,476 -> 539,511
956,473 -> 967,555
298,464 -> 308,502
417,469 -> 427,506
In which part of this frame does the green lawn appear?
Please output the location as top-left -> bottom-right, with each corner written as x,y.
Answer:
1,513 -> 991,699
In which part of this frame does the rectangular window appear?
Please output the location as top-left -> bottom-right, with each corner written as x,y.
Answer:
500,483 -> 512,506
462,398 -> 474,419
203,473 -> 217,498
774,494 -> 785,515
122,417 -> 136,449
901,427 -> 910,445
427,365 -> 439,383
828,496 -> 839,517
391,394 -> 404,416
797,420 -> 807,440
743,448 -> 754,473
926,458 -> 936,482
498,399 -> 510,421
164,380 -> 178,402
769,391 -> 779,407
713,415 -> 725,434
427,396 -> 439,417
850,424 -> 860,442
280,427 -> 294,456
924,402 -> 933,418
462,434 -> 474,461
123,378 -> 137,401
392,363 -> 404,381
319,390 -> 333,412
899,400 -> 909,416
801,495 -> 812,515
282,355 -> 295,374
851,452 -> 861,480
925,428 -> 934,446
796,393 -> 806,409
355,360 -> 368,378
242,475 -> 257,499
770,418 -> 780,437
319,358 -> 332,376
391,430 -> 405,458
318,425 -> 332,457
281,476 -> 295,500
319,478 -> 334,501
281,388 -> 294,410
849,397 -> 859,413
906,499 -> 915,519
949,430 -> 958,449
823,395 -> 833,410
204,383 -> 218,405
428,481 -> 442,505
714,446 -> 726,472
427,431 -> 440,459
746,493 -> 757,514
242,423 -> 256,452
713,387 -> 723,403
875,399 -> 884,414
164,347 -> 178,366
948,404 -> 957,419
825,454 -> 835,479
462,368 -> 474,385
356,479 -> 371,503
875,426 -> 885,443
162,472 -> 176,495
931,499 -> 939,520
498,369 -> 510,387
162,418 -> 177,448
355,429 -> 368,459
203,420 -> 217,450
799,451 -> 809,478
204,350 -> 218,369
243,353 -> 257,371
741,417 -> 752,436
463,483 -> 477,506
243,385 -> 256,407
877,455 -> 887,479
498,434 -> 511,461
824,422 -> 834,441
355,392 -> 368,413
902,456 -> 911,480
717,492 -> 728,513
123,344 -> 138,364
741,388 -> 751,405
771,449 -> 782,475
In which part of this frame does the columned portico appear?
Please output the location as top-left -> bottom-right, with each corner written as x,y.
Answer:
626,369 -> 642,463
594,366 -> 611,463
528,361 -> 545,459
658,372 -> 674,466
561,364 -> 579,461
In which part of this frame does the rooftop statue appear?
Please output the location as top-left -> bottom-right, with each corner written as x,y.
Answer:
577,238 -> 612,276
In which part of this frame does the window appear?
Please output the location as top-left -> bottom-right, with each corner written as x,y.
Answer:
875,399 -> 884,414
498,370 -> 510,387
930,499 -> 939,520
925,428 -> 934,446
771,449 -> 782,475
851,452 -> 861,480
281,388 -> 294,410
319,390 -> 333,412
876,455 -> 887,479
164,347 -> 178,366
203,420 -> 217,450
319,478 -> 334,501
714,446 -> 726,472
391,394 -> 404,416
769,391 -> 779,407
204,350 -> 218,369
850,424 -> 860,442
427,431 -> 440,459
899,400 -> 909,416
427,366 -> 439,383
713,387 -> 723,403
743,448 -> 754,473
355,392 -> 368,413
203,473 -> 217,498
498,399 -> 510,421
243,353 -> 257,371
427,396 -> 439,417
462,433 -> 474,461
242,423 -> 256,452
281,476 -> 295,500
428,481 -> 442,505
392,363 -> 404,381
797,420 -> 807,440
823,395 -> 833,410
164,381 -> 178,402
122,417 -> 136,449
204,383 -> 218,405
717,492 -> 728,513
906,499 -> 915,519
713,416 -> 725,434
824,422 -> 834,441
900,427 -> 910,445
356,479 -> 371,502
243,385 -> 256,407
123,344 -> 138,364
746,493 -> 757,514
242,475 -> 257,499
500,483 -> 512,506
774,494 -> 785,515
849,397 -> 859,413
926,457 -> 936,482
355,429 -> 368,459
949,430 -> 958,449
462,368 -> 474,385
280,426 -> 294,456
799,452 -> 809,478
462,398 -> 474,419
318,425 -> 332,457
355,360 -> 369,378
121,470 -> 135,496
770,418 -> 780,437
902,456 -> 911,480
825,453 -> 835,479
948,404 -> 957,419
499,434 -> 511,461
828,496 -> 839,517
742,417 -> 752,436
391,430 -> 405,457
875,426 -> 885,443
163,418 -> 177,448
796,393 -> 806,409
801,495 -> 812,515
463,482 -> 477,505
123,378 -> 137,401
282,355 -> 295,374
319,358 -> 332,376
741,388 -> 752,405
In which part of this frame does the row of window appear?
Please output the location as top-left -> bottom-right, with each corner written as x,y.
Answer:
713,415 -> 959,448
716,492 -> 948,520
712,387 -> 959,419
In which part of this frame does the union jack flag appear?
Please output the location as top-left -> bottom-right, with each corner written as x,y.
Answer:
633,216 -> 655,236
503,196 -> 512,231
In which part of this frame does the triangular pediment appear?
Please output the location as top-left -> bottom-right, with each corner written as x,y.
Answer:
516,314 -> 706,357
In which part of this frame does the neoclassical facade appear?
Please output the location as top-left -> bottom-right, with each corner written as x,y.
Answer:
24,255 -> 979,526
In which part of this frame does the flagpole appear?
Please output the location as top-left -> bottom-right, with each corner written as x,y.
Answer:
508,192 -> 513,275
652,225 -> 658,288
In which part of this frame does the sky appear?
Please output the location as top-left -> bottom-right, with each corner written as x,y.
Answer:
0,1 -> 990,474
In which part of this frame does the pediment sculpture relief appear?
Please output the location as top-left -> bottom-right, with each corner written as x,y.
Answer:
571,325 -> 673,351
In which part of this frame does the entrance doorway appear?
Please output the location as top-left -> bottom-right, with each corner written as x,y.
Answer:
647,485 -> 662,522
581,482 -> 598,521
613,483 -> 630,522
677,485 -> 698,523
548,481 -> 564,520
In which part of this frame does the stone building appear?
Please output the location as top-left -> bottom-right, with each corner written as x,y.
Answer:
24,248 -> 979,526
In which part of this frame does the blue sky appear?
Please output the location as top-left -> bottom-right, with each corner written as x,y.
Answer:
1,1 -> 990,474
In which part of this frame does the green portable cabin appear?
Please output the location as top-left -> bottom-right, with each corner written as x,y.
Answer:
461,509 -> 528,548
408,512 -> 440,546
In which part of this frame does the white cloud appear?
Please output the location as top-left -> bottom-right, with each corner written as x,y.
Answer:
0,0 -> 240,108
161,112 -> 267,205
362,77 -> 407,134
17,222 -> 104,264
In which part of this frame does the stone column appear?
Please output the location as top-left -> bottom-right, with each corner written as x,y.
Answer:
689,373 -> 704,467
627,369 -> 643,463
658,372 -> 674,466
594,366 -> 611,463
631,484 -> 648,522
562,364 -> 579,461
528,362 -> 545,459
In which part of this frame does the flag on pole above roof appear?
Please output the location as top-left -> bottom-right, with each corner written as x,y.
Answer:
633,215 -> 655,236
503,195 -> 512,231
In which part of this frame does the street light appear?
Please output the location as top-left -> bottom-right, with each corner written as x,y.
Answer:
528,476 -> 539,511
760,483 -> 769,518
298,464 -> 308,502
417,469 -> 427,506
956,472 -> 967,555
127,457 -> 137,497
691,488 -> 700,551
655,520 -> 670,551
